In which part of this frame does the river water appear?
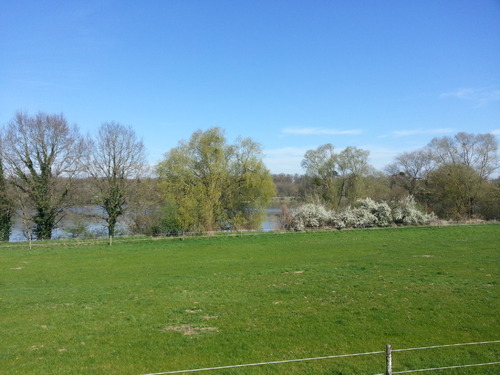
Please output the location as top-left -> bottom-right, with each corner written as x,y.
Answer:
9,208 -> 283,242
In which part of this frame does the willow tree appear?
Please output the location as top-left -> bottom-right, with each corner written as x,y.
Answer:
86,122 -> 146,244
301,143 -> 338,203
301,144 -> 371,207
335,146 -> 371,207
2,111 -> 86,240
156,128 -> 275,233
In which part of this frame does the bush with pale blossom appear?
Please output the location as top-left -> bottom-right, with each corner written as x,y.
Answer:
391,195 -> 435,225
282,195 -> 436,231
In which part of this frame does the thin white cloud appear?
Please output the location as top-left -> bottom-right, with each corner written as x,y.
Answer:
282,127 -> 362,135
491,129 -> 500,135
264,146 -> 309,156
263,147 -> 310,174
391,128 -> 454,137
440,87 -> 500,106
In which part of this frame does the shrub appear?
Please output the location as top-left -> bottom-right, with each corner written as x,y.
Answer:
285,196 -> 437,231
285,203 -> 330,231
355,198 -> 393,227
341,207 -> 378,228
391,195 -> 435,225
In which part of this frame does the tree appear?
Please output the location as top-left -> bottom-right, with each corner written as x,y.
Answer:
301,144 -> 338,203
156,127 -> 275,233
385,149 -> 434,196
427,163 -> 484,219
428,132 -> 498,179
425,132 -> 499,219
86,122 -> 146,244
335,146 -> 371,207
0,157 -> 13,241
301,144 -> 372,207
1,111 -> 86,240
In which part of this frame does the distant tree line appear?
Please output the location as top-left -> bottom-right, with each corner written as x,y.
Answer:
274,132 -> 499,221
0,111 -> 275,243
1,110 -> 498,243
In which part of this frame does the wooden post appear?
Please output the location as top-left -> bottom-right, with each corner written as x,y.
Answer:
386,344 -> 392,375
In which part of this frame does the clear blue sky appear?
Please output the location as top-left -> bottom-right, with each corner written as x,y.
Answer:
1,0 -> 499,174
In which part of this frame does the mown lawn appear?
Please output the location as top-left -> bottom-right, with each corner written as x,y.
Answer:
1,225 -> 499,374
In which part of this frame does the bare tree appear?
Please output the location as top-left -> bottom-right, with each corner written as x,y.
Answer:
1,111 -> 86,240
385,149 -> 434,196
0,157 -> 14,241
428,132 -> 498,179
86,122 -> 146,244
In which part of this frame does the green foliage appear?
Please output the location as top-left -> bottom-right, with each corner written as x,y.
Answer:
156,128 -> 275,232
427,164 -> 484,219
389,132 -> 499,220
0,225 -> 498,374
301,144 -> 372,208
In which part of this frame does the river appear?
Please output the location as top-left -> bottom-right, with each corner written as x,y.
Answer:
8,208 -> 283,242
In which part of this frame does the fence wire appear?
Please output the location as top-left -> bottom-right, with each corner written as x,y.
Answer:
142,350 -> 385,375
389,361 -> 500,374
141,340 -> 500,375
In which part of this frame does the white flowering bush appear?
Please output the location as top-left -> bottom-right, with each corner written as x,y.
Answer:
291,203 -> 330,230
329,211 -> 346,229
341,207 -> 378,228
283,196 -> 437,231
355,198 -> 393,227
391,195 -> 435,225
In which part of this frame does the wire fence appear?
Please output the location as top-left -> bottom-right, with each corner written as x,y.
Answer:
141,340 -> 500,375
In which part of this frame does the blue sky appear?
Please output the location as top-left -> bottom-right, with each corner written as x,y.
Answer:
1,0 -> 499,174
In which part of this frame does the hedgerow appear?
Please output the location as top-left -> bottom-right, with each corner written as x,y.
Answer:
282,196 -> 436,231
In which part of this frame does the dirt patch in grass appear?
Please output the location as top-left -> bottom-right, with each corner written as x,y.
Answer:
185,309 -> 202,314
163,324 -> 218,335
202,315 -> 218,320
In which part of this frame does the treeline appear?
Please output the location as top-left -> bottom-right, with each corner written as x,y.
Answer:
273,132 -> 500,222
0,111 -> 498,243
0,112 -> 275,243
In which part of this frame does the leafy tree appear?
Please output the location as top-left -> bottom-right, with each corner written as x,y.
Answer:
156,128 -> 275,233
2,111 -> 85,240
425,132 -> 499,219
427,163 -> 484,219
474,180 -> 500,220
301,144 -> 371,207
85,122 -> 146,244
386,132 -> 499,219
301,144 -> 337,203
335,146 -> 371,207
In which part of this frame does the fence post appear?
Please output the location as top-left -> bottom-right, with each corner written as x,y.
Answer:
386,344 -> 392,375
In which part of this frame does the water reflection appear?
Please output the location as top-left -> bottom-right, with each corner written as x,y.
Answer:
9,207 -> 282,242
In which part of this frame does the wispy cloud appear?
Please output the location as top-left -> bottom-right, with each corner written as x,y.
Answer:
491,129 -> 500,135
263,147 -> 309,174
264,147 -> 309,156
391,128 -> 454,137
440,87 -> 500,107
282,127 -> 362,136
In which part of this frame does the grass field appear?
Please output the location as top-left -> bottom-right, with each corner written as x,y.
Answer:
1,225 -> 499,374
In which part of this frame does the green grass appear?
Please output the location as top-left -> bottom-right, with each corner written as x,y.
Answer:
1,225 -> 499,374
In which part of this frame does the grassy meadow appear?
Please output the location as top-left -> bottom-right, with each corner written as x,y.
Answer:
1,225 -> 499,374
